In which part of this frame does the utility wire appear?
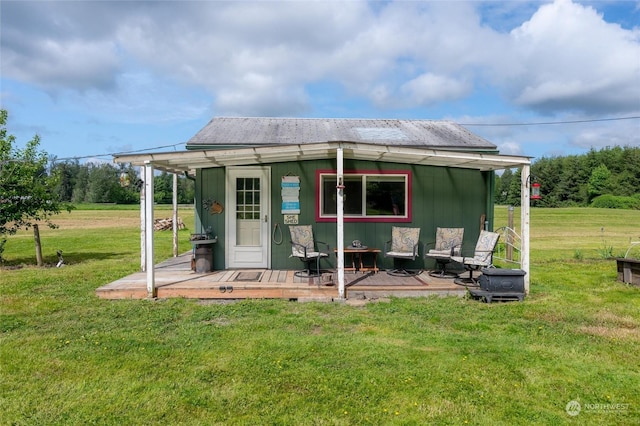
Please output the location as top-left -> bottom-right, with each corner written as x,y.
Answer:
55,142 -> 186,162
50,116 -> 639,161
461,116 -> 640,126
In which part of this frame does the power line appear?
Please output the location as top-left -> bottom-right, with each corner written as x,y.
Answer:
50,115 -> 640,161
460,116 -> 640,127
54,142 -> 186,162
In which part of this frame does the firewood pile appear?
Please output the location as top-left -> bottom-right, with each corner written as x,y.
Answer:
153,217 -> 185,231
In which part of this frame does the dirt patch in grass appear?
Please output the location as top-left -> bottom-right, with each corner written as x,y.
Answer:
594,310 -> 638,329
203,317 -> 233,326
524,310 -> 566,323
579,325 -> 640,341
579,310 -> 639,341
39,210 -> 188,230
53,214 -> 141,229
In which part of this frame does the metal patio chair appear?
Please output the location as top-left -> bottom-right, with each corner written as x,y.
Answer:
384,226 -> 421,276
425,227 -> 464,278
451,230 -> 500,286
289,225 -> 330,277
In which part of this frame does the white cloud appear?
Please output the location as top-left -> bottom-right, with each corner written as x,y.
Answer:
507,0 -> 640,114
497,141 -> 524,156
570,120 -> 640,150
64,71 -> 210,124
2,0 -> 639,126
3,37 -> 120,91
399,73 -> 472,107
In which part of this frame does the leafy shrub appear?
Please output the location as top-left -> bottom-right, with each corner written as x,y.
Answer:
590,194 -> 640,210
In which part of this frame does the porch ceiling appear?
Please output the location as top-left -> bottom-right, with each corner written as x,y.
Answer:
113,141 -> 531,174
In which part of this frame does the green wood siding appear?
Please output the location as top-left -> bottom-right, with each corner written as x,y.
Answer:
194,168 -> 226,270
197,159 -> 494,271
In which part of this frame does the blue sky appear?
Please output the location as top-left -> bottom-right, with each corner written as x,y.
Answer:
1,0 -> 639,164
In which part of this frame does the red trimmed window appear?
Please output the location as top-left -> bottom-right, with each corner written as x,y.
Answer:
316,170 -> 411,222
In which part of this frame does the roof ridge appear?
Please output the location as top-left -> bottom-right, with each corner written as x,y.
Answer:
209,116 -> 453,123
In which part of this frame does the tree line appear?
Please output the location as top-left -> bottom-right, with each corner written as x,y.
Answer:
52,145 -> 640,209
50,160 -> 195,205
495,146 -> 640,209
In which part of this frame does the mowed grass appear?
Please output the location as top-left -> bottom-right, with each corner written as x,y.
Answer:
1,206 -> 639,425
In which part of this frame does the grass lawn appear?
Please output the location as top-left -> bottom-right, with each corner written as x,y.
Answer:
1,206 -> 639,425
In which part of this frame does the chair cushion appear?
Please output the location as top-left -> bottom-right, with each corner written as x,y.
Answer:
289,225 -> 314,258
435,227 -> 464,254
306,252 -> 329,259
391,227 -> 420,253
450,255 -> 486,267
386,251 -> 416,259
475,230 -> 499,252
473,230 -> 500,263
427,249 -> 451,259
451,231 -> 500,267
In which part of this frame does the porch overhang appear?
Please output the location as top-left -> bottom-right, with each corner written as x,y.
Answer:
113,142 -> 531,174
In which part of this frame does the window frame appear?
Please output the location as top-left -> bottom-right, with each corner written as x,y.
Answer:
315,169 -> 412,223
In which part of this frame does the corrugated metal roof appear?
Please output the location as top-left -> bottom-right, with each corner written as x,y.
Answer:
186,117 -> 496,150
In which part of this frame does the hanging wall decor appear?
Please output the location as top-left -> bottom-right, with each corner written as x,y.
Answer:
281,176 -> 300,214
204,199 -> 224,214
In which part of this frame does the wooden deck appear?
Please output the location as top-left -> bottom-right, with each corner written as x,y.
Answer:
96,253 -> 467,301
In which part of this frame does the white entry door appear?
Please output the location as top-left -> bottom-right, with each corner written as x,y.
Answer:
226,167 -> 270,268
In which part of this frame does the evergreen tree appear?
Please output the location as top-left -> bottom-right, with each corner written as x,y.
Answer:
506,169 -> 522,206
587,164 -> 611,202
494,168 -> 513,205
71,165 -> 89,203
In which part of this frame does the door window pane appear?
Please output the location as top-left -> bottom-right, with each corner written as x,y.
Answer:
236,178 -> 260,220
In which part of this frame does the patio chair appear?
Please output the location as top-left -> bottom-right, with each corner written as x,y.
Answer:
384,226 -> 421,276
425,227 -> 464,278
451,230 -> 500,286
289,225 -> 330,277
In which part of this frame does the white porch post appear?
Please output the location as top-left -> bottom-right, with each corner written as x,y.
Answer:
144,161 -> 156,298
172,173 -> 178,257
140,167 -> 146,271
520,164 -> 531,294
336,147 -> 345,299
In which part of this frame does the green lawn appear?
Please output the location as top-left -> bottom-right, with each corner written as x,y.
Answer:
1,206 -> 639,425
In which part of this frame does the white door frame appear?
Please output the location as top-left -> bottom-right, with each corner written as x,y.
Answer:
225,166 -> 271,268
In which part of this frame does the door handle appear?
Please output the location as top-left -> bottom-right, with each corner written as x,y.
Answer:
264,214 -> 268,222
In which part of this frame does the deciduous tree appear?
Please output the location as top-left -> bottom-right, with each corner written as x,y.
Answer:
0,110 -> 73,264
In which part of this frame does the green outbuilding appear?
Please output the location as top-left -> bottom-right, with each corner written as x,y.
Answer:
114,117 -> 532,298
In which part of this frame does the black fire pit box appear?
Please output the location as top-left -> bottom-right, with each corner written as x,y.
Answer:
479,268 -> 526,292
469,268 -> 526,303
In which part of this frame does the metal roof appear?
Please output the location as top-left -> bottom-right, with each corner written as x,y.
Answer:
113,141 -> 530,175
186,117 -> 497,150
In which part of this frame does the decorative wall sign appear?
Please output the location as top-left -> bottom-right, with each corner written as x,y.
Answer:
283,214 -> 299,225
281,176 -> 300,214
